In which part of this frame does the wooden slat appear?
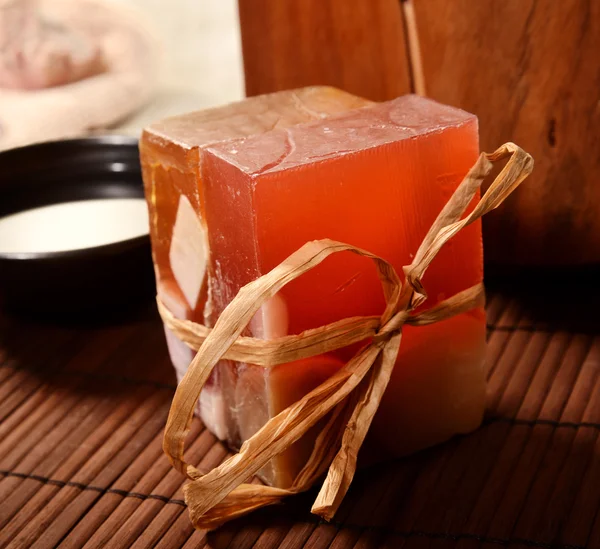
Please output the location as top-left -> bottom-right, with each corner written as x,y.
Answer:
152,509 -> 197,549
412,0 -> 600,266
101,433 -> 226,549
238,0 -> 411,101
1,392 -> 172,548
480,339 -> 600,549
57,429 -> 169,549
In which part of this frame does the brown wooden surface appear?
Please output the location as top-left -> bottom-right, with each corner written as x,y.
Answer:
238,0 -> 600,267
238,0 -> 411,102
1,289 -> 600,548
412,0 -> 600,266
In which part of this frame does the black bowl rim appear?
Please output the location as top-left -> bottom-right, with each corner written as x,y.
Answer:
0,135 -> 147,262
0,134 -> 139,156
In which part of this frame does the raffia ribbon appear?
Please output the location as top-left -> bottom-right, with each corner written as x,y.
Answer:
159,143 -> 533,530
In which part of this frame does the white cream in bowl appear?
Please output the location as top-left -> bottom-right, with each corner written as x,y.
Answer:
0,198 -> 149,254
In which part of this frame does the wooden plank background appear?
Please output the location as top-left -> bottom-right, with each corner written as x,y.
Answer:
412,0 -> 600,266
238,0 -> 600,267
238,0 -> 412,102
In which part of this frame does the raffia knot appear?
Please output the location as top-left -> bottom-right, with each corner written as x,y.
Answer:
374,309 -> 411,343
158,142 -> 533,530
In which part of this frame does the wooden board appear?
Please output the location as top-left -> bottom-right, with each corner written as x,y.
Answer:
238,0 -> 411,102
1,287 -> 600,548
410,0 -> 600,266
238,0 -> 600,266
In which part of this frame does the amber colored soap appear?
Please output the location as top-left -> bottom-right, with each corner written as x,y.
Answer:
139,87 -> 372,438
201,95 -> 486,487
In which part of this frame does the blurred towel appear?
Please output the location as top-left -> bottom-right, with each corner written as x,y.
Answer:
0,0 -> 160,150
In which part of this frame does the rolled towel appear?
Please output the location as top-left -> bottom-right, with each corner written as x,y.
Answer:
0,0 -> 160,150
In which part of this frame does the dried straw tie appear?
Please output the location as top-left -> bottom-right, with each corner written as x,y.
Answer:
159,142 -> 534,530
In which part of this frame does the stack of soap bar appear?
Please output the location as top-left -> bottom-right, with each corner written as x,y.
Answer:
139,87 -> 372,440
200,95 -> 486,487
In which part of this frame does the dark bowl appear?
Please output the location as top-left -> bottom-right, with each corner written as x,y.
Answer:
0,136 -> 155,318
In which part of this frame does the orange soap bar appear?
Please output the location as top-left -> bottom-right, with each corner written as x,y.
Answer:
139,87 -> 372,438
202,95 -> 486,487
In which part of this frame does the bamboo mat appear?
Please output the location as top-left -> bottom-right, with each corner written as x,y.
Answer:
1,286 -> 600,549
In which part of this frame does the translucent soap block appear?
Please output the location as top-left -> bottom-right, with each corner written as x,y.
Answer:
201,95 -> 486,487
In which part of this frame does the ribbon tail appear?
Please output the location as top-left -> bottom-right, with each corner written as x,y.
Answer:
312,330 -> 403,520
186,396 -> 364,530
185,482 -> 292,530
182,343 -> 384,520
291,399 -> 356,488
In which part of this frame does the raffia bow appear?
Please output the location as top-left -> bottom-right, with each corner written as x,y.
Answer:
159,143 -> 533,530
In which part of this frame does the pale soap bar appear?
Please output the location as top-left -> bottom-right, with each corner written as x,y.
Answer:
139,87 -> 372,440
202,95 -> 486,487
